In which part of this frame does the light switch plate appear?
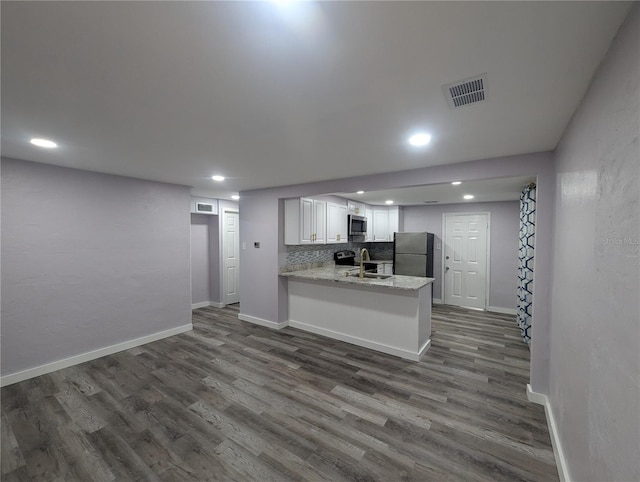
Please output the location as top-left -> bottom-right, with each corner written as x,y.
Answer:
436,243 -> 441,250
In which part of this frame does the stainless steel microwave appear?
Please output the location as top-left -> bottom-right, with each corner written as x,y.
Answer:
348,215 -> 367,236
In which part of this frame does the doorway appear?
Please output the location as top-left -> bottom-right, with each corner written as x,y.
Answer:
222,210 -> 240,305
190,214 -> 213,308
443,212 -> 490,309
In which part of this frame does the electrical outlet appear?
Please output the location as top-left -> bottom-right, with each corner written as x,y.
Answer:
254,242 -> 260,248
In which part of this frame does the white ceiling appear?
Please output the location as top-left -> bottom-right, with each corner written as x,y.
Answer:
1,2 -> 632,199
333,176 -> 536,206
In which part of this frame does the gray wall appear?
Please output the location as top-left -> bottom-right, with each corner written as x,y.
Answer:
1,158 -> 192,376
190,213 -> 219,305
549,6 -> 639,482
240,150 -> 555,393
403,201 -> 519,309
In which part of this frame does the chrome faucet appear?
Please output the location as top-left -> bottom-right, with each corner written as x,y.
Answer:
359,248 -> 370,279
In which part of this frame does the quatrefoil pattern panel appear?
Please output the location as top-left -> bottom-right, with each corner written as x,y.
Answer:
517,184 -> 536,345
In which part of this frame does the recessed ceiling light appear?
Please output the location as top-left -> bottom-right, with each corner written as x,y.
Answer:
385,200 -> 394,205
231,195 -> 240,200
211,175 -> 225,182
408,133 -> 431,147
463,194 -> 474,200
451,181 -> 462,185
30,138 -> 57,148
356,191 -> 364,195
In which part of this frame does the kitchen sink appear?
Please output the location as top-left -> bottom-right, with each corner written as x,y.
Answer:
361,273 -> 392,279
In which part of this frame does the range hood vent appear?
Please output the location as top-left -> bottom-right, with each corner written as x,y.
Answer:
443,73 -> 487,109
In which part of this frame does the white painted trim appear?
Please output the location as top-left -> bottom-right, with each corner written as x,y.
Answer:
487,306 -> 517,315
432,298 -> 444,304
527,385 -> 570,482
192,301 -> 225,309
526,383 -> 547,405
0,324 -> 193,387
238,313 -> 288,330
289,320 -> 431,361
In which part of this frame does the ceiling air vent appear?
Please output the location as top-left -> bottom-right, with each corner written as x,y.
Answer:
442,73 -> 487,109
422,201 -> 438,204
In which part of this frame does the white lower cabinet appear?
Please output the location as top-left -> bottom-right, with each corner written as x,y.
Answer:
376,262 -> 394,274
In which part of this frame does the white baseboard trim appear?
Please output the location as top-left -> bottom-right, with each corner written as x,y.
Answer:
527,384 -> 570,482
487,306 -> 517,315
0,323 -> 193,388
432,298 -> 443,304
192,301 -> 225,309
417,339 -> 432,360
289,320 -> 431,361
526,383 -> 547,405
238,313 -> 288,330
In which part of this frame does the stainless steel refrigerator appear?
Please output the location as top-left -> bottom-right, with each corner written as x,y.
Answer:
393,232 -> 434,277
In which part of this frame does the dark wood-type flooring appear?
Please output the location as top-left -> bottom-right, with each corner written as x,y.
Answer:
1,304 -> 558,481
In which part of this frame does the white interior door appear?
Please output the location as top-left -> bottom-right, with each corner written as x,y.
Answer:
444,213 -> 489,309
223,211 -> 240,305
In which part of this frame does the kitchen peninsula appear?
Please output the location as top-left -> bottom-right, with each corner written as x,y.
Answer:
280,266 -> 434,361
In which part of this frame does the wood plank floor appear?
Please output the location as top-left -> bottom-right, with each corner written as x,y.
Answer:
1,304 -> 558,481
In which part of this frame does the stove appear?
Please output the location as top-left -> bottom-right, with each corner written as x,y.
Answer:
334,250 -> 356,265
334,250 -> 376,272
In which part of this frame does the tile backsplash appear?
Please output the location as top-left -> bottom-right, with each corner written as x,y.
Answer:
283,241 -> 393,271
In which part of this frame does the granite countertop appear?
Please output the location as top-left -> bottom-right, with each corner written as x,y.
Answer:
280,266 -> 434,291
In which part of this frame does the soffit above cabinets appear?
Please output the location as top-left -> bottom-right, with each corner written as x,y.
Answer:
333,176 -> 536,206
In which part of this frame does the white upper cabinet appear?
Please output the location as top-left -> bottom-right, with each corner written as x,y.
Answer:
285,198 -> 326,245
285,197 -> 399,245
388,206 -> 401,238
372,209 -> 390,241
365,207 -> 374,242
326,202 -> 348,243
313,199 -> 327,244
371,206 -> 402,242
347,201 -> 366,216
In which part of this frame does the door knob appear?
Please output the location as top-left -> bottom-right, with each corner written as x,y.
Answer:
446,267 -> 450,271
446,256 -> 450,260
